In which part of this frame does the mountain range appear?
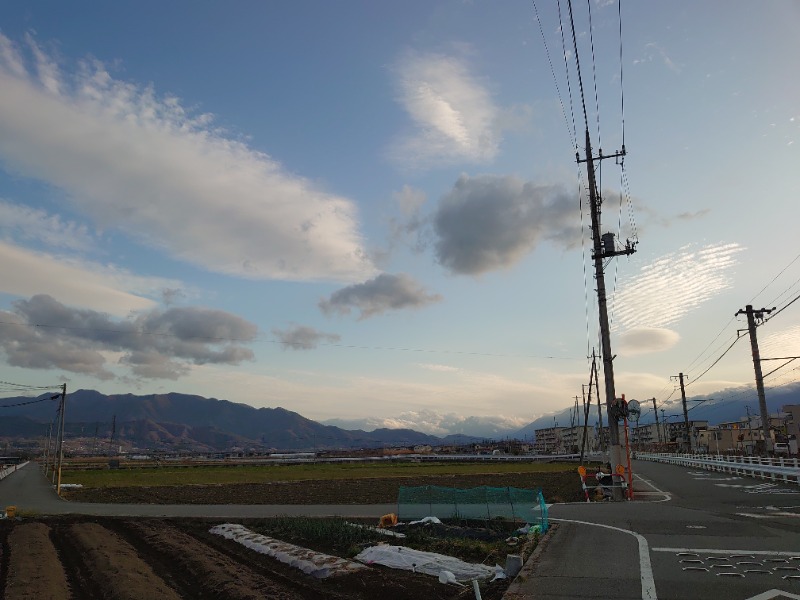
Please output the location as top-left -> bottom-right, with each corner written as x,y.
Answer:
3,385 -> 798,452
0,390 -> 483,452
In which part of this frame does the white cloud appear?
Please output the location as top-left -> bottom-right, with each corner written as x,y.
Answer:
0,240 -> 179,316
388,51 -> 501,169
617,327 -> 680,356
416,363 -> 460,373
612,242 -> 744,331
0,34 -> 375,283
0,199 -> 92,251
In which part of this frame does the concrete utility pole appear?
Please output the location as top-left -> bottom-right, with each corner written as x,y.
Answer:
671,373 -> 690,451
660,409 -> 667,444
580,129 -> 634,501
651,398 -> 661,444
56,384 -> 67,495
737,305 -> 774,455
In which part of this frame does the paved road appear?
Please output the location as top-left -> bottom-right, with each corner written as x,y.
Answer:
0,461 -> 396,518
508,459 -> 800,600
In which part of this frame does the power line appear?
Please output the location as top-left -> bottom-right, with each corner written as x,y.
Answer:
617,0 -> 626,149
531,0 -> 576,149
686,335 -> 743,388
0,395 -> 59,408
586,0 -> 602,149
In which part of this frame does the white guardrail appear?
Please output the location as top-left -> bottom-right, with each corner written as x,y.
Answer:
0,461 -> 28,481
637,452 -> 800,485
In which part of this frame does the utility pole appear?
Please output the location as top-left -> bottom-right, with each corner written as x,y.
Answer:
672,373 -> 690,452
580,130 -> 633,501
651,398 -> 661,444
660,409 -> 667,445
51,402 -> 62,485
591,351 -> 604,452
56,384 -> 66,496
745,405 -> 754,455
44,422 -> 53,475
737,305 -> 774,455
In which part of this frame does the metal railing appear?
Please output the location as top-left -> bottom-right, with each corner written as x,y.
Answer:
637,452 -> 800,485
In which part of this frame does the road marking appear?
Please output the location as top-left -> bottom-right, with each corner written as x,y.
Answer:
632,474 -> 671,502
653,547 -> 800,557
736,512 -> 800,520
744,589 -> 800,600
552,518 -> 656,600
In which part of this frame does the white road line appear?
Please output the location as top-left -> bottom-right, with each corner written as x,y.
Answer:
552,518 -> 657,600
743,589 -> 800,600
652,547 -> 800,557
633,474 -> 671,502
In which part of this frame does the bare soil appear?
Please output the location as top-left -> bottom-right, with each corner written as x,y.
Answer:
5,522 -> 70,600
63,470 -> 582,504
0,517 -> 522,599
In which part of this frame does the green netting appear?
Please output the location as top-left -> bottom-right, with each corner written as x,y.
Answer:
397,485 -> 547,526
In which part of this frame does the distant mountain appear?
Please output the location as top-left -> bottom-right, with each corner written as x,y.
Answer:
0,390 -> 480,451
514,384 -> 800,439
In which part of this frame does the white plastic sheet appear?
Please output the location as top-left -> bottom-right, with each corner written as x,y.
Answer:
210,523 -> 365,579
356,545 -> 501,582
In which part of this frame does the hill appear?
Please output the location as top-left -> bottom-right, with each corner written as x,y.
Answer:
1,390 -> 479,452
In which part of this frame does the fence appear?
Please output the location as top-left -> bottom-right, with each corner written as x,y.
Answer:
637,452 -> 800,485
397,485 -> 548,528
0,461 -> 28,481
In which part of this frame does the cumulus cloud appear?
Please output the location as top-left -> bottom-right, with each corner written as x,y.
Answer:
0,294 -> 258,380
617,327 -> 680,356
0,34 -> 375,282
0,240 -> 179,316
319,273 -> 442,320
612,242 -> 744,330
388,51 -> 503,169
433,174 -> 578,275
272,325 -> 341,350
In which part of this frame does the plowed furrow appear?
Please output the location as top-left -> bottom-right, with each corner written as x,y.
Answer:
117,520 -> 307,600
66,522 -> 181,600
5,523 -> 70,600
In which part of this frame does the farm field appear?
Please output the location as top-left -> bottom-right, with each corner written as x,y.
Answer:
60,461 -> 583,504
0,517 -> 525,600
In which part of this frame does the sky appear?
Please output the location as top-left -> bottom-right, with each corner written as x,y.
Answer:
0,1 -> 798,438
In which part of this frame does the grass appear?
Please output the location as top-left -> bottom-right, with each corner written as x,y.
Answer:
61,460 -> 576,488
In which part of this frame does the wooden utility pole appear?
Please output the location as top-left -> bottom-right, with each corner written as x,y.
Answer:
737,305 -> 774,455
580,129 -> 633,501
672,373 -> 690,452
651,398 -> 661,444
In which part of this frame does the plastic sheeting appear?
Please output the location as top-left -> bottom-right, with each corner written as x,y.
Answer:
210,523 -> 365,578
355,544 -> 502,582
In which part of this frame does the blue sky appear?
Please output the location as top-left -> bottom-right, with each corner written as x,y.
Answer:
0,1 -> 798,437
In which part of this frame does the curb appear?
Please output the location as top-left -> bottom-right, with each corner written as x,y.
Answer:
501,524 -> 558,600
